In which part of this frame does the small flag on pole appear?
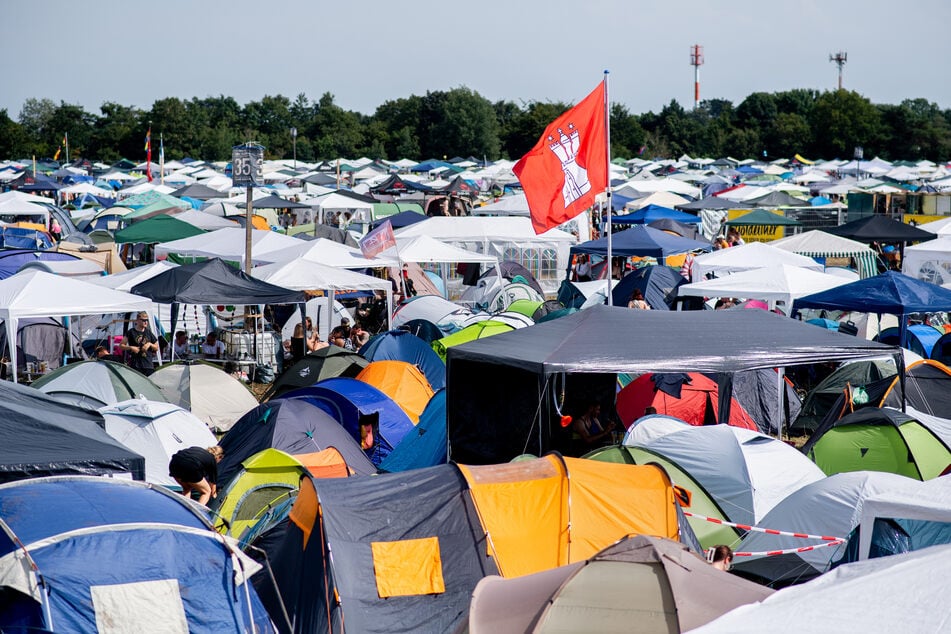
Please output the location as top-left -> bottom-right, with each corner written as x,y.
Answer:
514,81 -> 608,234
145,128 -> 153,182
53,133 -> 67,161
359,219 -> 397,259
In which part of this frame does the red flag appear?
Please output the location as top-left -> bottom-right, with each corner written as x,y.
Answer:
359,219 -> 397,259
145,128 -> 153,182
514,82 -> 607,234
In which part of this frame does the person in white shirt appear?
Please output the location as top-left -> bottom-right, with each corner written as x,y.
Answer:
201,331 -> 226,359
172,330 -> 190,359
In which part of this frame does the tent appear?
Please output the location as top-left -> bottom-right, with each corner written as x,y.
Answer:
282,378 -> 415,466
610,264 -> 687,309
88,259 -> 179,291
432,319 -> 514,362
744,191 -> 811,207
902,235 -> 951,284
571,224 -> 711,260
217,397 -> 376,487
263,347 -> 369,400
171,208 -> 239,230
824,214 -> 935,243
855,476 -> 951,561
647,217 -> 705,240
466,535 -> 772,634
154,227 -> 305,267
873,324 -> 943,359
723,208 -> 804,227
677,264 -> 850,314
391,294 -> 474,333
883,359 -> 951,419
377,388 -> 448,473
0,248 -> 80,280
32,359 -> 168,410
261,236 -> 399,268
270,464 -> 498,634
803,407 -> 951,480
694,545 -> 951,634
690,241 -> 824,282
616,372 -> 758,429
446,305 -> 896,464
0,316 -> 78,373
0,270 -> 156,383
100,398 -> 218,486
770,230 -> 879,279
731,471 -> 921,585
793,271 -> 951,348
611,204 -> 701,225
356,360 -> 435,424
621,414 -> 690,445
0,477 -> 274,633
148,361 -> 259,433
113,214 -> 207,244
0,380 -> 145,482
358,330 -> 446,390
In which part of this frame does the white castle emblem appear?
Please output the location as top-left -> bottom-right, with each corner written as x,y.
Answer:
547,123 -> 590,207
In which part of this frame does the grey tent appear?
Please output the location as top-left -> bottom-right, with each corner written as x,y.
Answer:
447,305 -> 896,463
466,535 -> 772,634
31,359 -> 168,410
0,379 -> 144,482
169,183 -> 225,201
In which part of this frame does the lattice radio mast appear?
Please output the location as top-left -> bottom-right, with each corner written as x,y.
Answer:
830,51 -> 847,90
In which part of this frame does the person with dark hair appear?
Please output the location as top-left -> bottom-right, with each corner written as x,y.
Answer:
571,401 -> 616,454
120,311 -> 158,376
708,545 -> 734,571
169,446 -> 224,506
628,288 -> 650,310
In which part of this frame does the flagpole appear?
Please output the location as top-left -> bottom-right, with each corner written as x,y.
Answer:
603,70 -> 613,306
160,133 -> 165,186
65,132 -> 69,164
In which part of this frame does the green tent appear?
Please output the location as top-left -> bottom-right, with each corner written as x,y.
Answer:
805,407 -> 951,480
371,202 -> 424,219
114,214 -> 207,244
121,196 -> 191,221
431,320 -> 514,361
723,208 -> 803,227
585,445 -> 739,548
506,299 -> 544,319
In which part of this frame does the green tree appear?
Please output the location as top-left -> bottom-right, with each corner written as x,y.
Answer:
18,98 -> 57,157
503,101 -> 570,159
311,93 -> 364,159
610,103 -> 646,159
808,90 -> 882,158
0,109 -> 27,158
147,98 -> 191,160
765,112 -> 811,159
90,102 -> 142,162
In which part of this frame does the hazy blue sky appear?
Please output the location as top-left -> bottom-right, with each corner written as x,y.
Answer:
2,0 -> 948,119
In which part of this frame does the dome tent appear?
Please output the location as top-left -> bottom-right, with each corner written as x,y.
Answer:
149,361 -> 259,433
31,359 -> 167,410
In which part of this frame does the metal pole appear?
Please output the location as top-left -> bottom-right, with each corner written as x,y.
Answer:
245,185 -> 253,274
604,70 -> 613,306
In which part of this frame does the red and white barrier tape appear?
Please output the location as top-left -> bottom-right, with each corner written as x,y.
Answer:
733,540 -> 845,558
683,511 -> 845,542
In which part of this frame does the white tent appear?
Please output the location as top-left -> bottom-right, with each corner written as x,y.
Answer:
622,414 -> 690,445
902,236 -> 951,284
624,191 -> 691,210
149,363 -> 259,433
857,472 -> 951,560
691,544 -> 951,634
394,216 -> 575,297
154,227 -> 304,267
170,208 -> 239,230
59,182 -> 114,197
0,190 -> 54,205
100,398 -> 218,486
770,230 -> 879,279
88,260 -> 179,292
677,264 -> 850,314
917,216 -> 951,236
690,242 -> 824,282
0,198 -> 50,224
0,271 -> 155,383
251,257 -> 393,336
473,193 -> 530,216
617,177 -> 701,199
262,236 -> 399,268
306,191 -> 376,227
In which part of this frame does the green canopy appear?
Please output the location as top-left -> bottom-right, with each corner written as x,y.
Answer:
431,320 -> 514,362
723,209 -> 802,227
122,196 -> 191,220
114,214 -> 207,244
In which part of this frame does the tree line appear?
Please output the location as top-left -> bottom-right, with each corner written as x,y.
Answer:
1,87 -> 949,165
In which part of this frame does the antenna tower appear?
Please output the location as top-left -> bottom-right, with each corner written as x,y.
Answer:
690,44 -> 704,109
829,51 -> 847,90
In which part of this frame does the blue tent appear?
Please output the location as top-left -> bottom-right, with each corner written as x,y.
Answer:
611,204 -> 701,226
571,224 -> 712,259
218,398 -> 375,486
358,330 -> 446,389
0,249 -> 80,280
282,378 -> 414,466
793,271 -> 951,348
611,265 -> 687,309
378,388 -> 448,472
874,325 -> 944,359
0,477 -> 274,633
0,227 -> 54,250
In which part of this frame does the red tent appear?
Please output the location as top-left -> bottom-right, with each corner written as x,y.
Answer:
617,373 -> 757,430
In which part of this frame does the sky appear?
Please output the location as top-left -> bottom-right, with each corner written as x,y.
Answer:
2,0 -> 949,120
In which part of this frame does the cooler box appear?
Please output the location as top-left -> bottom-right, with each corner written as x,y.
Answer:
220,330 -> 281,369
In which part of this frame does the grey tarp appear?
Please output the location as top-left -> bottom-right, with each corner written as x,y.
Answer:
447,304 -> 897,463
0,379 -> 145,482
467,535 -> 772,634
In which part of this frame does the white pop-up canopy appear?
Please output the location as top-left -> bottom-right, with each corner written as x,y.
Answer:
690,241 -> 824,282
261,237 -> 399,268
902,236 -> 951,284
0,270 -> 156,382
154,227 -> 304,267
770,230 -> 879,279
678,264 -> 850,314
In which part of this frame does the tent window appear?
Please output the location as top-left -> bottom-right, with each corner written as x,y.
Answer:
370,536 -> 445,598
92,578 -> 188,634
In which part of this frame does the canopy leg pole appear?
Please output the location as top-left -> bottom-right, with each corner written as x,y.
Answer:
776,366 -> 785,439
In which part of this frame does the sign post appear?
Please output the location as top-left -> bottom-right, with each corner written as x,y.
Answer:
231,143 -> 264,273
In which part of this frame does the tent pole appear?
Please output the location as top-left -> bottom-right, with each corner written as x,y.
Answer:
776,367 -> 784,439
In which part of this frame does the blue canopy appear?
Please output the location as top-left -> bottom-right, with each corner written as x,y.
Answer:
282,378 -> 414,466
571,224 -> 712,259
377,388 -> 448,473
358,330 -> 446,390
793,271 -> 951,347
611,204 -> 701,226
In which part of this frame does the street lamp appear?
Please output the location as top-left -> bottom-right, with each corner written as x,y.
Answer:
290,127 -> 298,170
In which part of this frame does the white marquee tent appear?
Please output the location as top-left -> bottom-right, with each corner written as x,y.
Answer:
770,230 -> 879,279
154,227 -> 304,267
690,242 -> 824,282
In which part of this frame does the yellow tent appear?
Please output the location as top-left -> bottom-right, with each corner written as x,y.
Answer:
356,360 -> 434,423
458,455 -> 683,577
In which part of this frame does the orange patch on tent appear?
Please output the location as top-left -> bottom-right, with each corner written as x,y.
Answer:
250,214 -> 270,230
294,448 -> 351,478
616,372 -> 757,430
356,360 -> 434,423
371,536 -> 445,597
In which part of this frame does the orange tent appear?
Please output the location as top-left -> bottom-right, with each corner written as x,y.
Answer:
356,360 -> 434,423
458,454 -> 683,577
293,447 -> 352,479
616,372 -> 757,430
